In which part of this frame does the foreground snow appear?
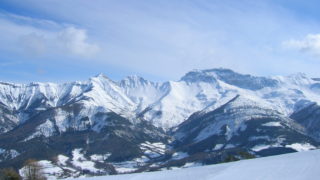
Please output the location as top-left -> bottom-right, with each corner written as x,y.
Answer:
75,150 -> 320,180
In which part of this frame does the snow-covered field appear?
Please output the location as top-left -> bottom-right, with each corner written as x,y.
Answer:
74,150 -> 320,180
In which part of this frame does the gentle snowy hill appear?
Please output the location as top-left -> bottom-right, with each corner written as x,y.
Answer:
75,150 -> 320,180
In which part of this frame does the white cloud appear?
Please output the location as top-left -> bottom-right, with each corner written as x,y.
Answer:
57,27 -> 100,57
283,34 -> 320,56
19,27 -> 100,58
0,12 -> 100,58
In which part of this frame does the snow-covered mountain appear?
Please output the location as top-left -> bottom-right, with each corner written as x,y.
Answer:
172,95 -> 317,157
1,68 -> 320,178
1,68 -> 320,131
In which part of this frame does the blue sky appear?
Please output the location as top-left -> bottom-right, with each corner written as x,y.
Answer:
1,0 -> 320,83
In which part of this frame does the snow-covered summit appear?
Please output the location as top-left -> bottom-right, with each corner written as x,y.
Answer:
0,68 -> 320,130
120,75 -> 153,88
181,68 -> 279,90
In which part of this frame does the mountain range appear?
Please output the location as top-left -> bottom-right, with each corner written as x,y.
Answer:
0,68 -> 320,178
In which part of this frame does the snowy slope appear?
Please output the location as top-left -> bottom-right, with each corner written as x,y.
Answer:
74,149 -> 320,180
174,95 -> 289,143
171,94 -> 318,158
138,68 -> 320,128
119,75 -> 166,113
0,74 -> 138,133
0,74 -> 136,119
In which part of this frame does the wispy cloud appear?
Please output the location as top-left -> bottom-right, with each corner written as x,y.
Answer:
283,34 -> 320,57
18,27 -> 100,57
0,12 -> 100,58
57,27 -> 100,57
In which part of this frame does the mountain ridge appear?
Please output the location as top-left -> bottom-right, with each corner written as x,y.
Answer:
1,68 -> 320,178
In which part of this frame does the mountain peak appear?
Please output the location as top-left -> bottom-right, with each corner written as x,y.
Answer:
284,72 -> 313,86
123,75 -> 146,82
203,67 -> 237,74
120,75 -> 155,88
288,72 -> 308,79
90,73 -> 114,83
181,68 -> 236,78
180,69 -> 218,83
180,68 -> 278,90
93,73 -> 108,79
180,68 -> 242,82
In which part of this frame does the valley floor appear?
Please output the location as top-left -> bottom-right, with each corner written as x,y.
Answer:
74,149 -> 320,180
